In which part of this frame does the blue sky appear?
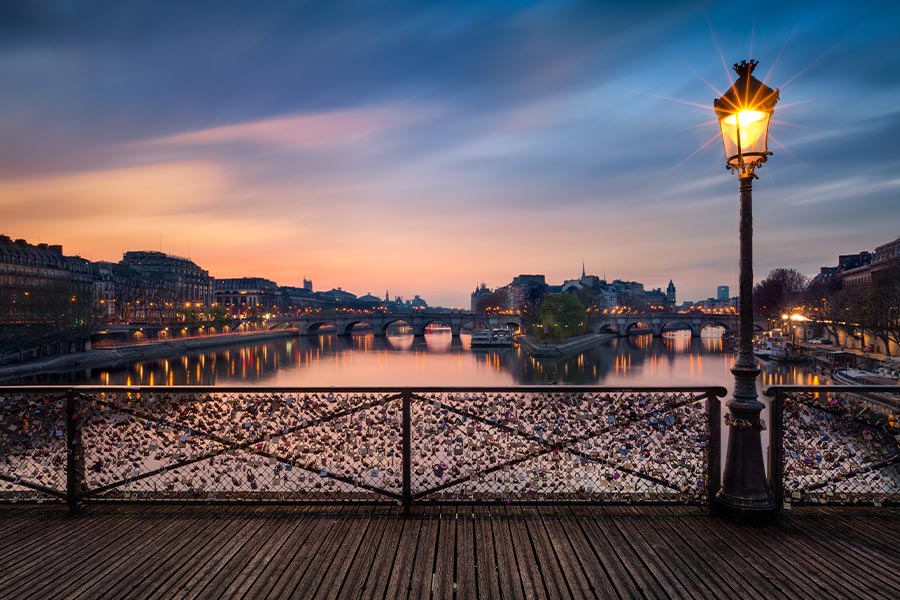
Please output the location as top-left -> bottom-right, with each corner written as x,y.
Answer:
1,0 -> 898,306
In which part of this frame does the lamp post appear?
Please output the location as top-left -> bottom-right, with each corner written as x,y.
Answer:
713,59 -> 779,523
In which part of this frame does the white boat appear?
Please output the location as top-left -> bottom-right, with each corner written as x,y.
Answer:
832,368 -> 898,386
754,332 -> 788,361
470,328 -> 514,348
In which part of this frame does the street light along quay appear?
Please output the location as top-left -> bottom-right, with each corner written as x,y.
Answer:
713,59 -> 780,523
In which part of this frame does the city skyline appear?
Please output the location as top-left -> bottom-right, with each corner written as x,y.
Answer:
2,1 -> 899,306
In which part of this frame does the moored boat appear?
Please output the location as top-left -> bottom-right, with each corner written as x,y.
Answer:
470,328 -> 515,348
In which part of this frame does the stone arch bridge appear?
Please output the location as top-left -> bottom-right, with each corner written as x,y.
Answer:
590,312 -> 765,338
285,311 -> 523,338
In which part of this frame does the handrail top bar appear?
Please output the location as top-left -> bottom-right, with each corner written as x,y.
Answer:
765,385 -> 900,396
0,385 -> 729,397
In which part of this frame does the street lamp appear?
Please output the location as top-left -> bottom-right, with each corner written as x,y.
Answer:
713,59 -> 779,523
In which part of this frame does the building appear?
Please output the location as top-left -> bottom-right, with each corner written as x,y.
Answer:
120,251 -> 214,320
215,277 -> 280,315
811,251 -> 873,288
716,285 -> 729,301
471,283 -> 494,312
838,239 -> 897,287
0,236 -> 94,325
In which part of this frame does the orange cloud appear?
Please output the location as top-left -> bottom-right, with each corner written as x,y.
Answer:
140,105 -> 432,150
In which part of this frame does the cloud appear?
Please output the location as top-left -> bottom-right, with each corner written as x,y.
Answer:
140,105 -> 436,151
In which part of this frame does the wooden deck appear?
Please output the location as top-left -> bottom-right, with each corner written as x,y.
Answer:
1,504 -> 899,599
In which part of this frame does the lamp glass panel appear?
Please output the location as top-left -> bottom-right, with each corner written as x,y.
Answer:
720,109 -> 770,166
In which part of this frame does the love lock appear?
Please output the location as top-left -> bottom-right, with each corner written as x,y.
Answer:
433,463 -> 446,478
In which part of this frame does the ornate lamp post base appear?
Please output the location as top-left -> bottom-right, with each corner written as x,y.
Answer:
714,365 -> 778,525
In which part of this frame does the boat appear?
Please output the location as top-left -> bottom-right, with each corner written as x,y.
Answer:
830,367 -> 900,416
832,368 -> 898,387
754,330 -> 808,363
470,328 -> 514,348
754,331 -> 788,361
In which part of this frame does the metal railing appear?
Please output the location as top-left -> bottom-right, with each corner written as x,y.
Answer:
1,385 -> 724,510
767,385 -> 900,507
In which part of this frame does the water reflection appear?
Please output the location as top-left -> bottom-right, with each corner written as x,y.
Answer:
8,331 -> 822,390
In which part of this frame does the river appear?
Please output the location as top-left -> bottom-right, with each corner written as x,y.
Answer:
8,330 -> 825,391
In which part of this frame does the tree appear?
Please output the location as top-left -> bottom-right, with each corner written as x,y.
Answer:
754,268 -> 807,317
535,294 -> 586,342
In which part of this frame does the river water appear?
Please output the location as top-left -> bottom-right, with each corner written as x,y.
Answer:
14,330 -> 824,392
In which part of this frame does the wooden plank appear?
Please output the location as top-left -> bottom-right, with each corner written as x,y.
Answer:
355,511 -> 405,600
573,506 -> 652,600
610,506 -> 692,600
0,507 -> 149,592
656,506 -> 764,600
455,507 -> 478,600
167,507 -> 275,600
431,506 -> 457,600
407,507 -> 440,599
777,512 -> 900,595
720,508 -> 888,600
264,506 -> 348,599
746,513 -> 890,600
504,505 -> 548,600
77,506 -> 239,600
471,506 -> 503,600
773,515 -> 895,600
547,505 -> 617,600
200,508 -> 307,600
683,508 -> 818,600
333,507 -> 392,599
139,507 -> 257,600
311,508 -> 378,600
296,508 -> 371,598
658,507 -> 771,600
381,511 -> 422,600
224,507 -> 313,599
241,506 -> 332,600
520,505 -> 573,599
538,505 -> 596,600
0,507 -> 138,580
37,507 -> 203,600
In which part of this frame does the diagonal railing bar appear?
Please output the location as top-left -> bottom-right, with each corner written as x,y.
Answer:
561,448 -> 685,493
80,391 -> 401,452
77,392 -> 402,497
767,385 -> 900,508
409,392 -> 707,499
411,391 -> 704,452
798,454 -> 900,495
0,474 -> 66,498
249,449 -> 403,501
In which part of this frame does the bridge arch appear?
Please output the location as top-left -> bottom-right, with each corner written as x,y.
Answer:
592,322 -> 620,335
338,319 -> 374,337
377,317 -> 415,337
661,320 -> 699,337
299,320 -> 333,336
623,320 -> 654,337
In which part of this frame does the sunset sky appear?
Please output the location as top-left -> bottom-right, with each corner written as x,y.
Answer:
2,1 -> 899,306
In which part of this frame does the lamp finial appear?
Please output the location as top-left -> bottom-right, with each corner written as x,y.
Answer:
732,59 -> 758,78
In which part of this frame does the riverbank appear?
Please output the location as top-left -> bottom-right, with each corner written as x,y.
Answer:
0,329 -> 297,381
519,332 -> 616,358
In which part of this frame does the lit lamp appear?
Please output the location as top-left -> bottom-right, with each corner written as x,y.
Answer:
713,59 -> 779,523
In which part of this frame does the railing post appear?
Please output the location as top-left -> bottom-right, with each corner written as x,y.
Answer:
65,390 -> 83,515
769,389 -> 785,512
401,390 -> 412,513
707,389 -> 722,516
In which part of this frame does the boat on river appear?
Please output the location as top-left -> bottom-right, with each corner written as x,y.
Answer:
832,368 -> 899,387
470,329 -> 514,348
754,330 -> 808,363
